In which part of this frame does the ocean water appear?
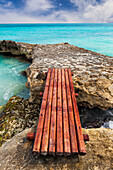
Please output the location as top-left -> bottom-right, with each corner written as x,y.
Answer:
0,54 -> 30,105
0,23 -> 113,57
0,23 -> 113,128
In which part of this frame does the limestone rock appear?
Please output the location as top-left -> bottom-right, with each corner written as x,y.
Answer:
108,84 -> 113,96
27,43 -> 113,110
0,40 -> 34,61
0,40 -> 113,110
0,128 -> 113,170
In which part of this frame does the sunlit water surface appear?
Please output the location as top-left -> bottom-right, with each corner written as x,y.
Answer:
0,23 -> 113,56
0,23 -> 113,128
0,54 -> 30,105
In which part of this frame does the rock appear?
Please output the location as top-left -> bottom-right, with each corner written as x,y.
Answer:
15,128 -> 23,133
27,43 -> 113,110
0,96 -> 40,146
108,84 -> 113,96
0,40 -> 34,61
0,128 -> 113,169
79,106 -> 113,128
0,40 -> 113,110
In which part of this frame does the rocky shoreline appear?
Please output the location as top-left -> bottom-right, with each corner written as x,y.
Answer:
0,40 -> 113,110
0,40 -> 113,169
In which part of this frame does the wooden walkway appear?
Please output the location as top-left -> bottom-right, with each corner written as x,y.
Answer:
33,68 -> 86,156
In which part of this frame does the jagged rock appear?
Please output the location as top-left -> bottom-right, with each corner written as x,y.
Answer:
26,43 -> 113,110
0,40 -> 34,61
0,96 -> 39,146
0,128 -> 113,170
0,40 -> 113,110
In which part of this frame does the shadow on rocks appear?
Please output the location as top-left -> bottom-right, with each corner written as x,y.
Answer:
79,106 -> 113,128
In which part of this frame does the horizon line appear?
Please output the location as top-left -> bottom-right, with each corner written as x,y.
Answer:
0,22 -> 108,24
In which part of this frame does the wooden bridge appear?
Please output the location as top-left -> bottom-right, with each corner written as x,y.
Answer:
33,68 -> 86,156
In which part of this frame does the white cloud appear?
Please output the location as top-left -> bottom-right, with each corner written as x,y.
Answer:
0,11 -> 38,23
24,0 -> 54,12
69,0 -> 113,23
0,0 -> 113,23
70,0 -> 98,10
81,0 -> 113,22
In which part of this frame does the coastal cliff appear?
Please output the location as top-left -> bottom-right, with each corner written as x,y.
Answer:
0,40 -> 113,110
0,40 -> 113,169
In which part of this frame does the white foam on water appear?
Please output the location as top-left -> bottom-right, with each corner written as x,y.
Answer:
107,110 -> 113,116
3,89 -> 14,101
0,54 -> 30,105
102,121 -> 113,129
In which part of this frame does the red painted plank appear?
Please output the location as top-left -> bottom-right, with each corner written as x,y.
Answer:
68,69 -> 86,155
49,68 -> 58,155
65,69 -> 78,154
41,68 -> 55,155
56,69 -> 63,156
62,68 -> 71,156
33,68 -> 51,153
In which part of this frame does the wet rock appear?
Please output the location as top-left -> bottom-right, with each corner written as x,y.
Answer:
0,96 -> 39,146
79,106 -> 113,128
20,70 -> 27,77
0,40 -> 34,61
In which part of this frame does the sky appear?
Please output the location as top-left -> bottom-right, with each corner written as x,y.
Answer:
0,0 -> 113,23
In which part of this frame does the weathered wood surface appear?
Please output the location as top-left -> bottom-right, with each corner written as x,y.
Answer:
33,68 -> 86,156
49,68 -> 57,155
33,68 -> 51,153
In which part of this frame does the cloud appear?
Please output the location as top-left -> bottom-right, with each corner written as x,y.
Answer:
24,0 -> 54,12
69,0 -> 113,23
70,0 -> 98,10
81,0 -> 113,22
0,1 -> 13,8
0,0 -> 113,23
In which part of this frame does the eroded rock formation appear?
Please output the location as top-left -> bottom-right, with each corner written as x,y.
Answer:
0,40 -> 113,169
0,40 -> 113,110
0,96 -> 40,146
27,43 -> 113,110
0,40 -> 34,61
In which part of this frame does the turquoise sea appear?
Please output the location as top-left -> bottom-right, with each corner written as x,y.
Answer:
0,23 -> 113,105
0,23 -> 113,57
0,54 -> 30,105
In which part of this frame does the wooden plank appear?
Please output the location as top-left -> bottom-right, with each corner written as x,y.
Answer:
49,68 -> 58,156
62,69 -> 71,156
56,69 -> 63,156
41,68 -> 55,155
68,69 -> 86,155
33,68 -> 51,153
65,69 -> 78,154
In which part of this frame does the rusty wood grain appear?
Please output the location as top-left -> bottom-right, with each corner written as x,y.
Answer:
49,68 -> 58,156
33,68 -> 51,153
41,68 -> 55,155
68,69 -> 86,155
65,69 -> 78,154
62,68 -> 71,156
56,69 -> 63,156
